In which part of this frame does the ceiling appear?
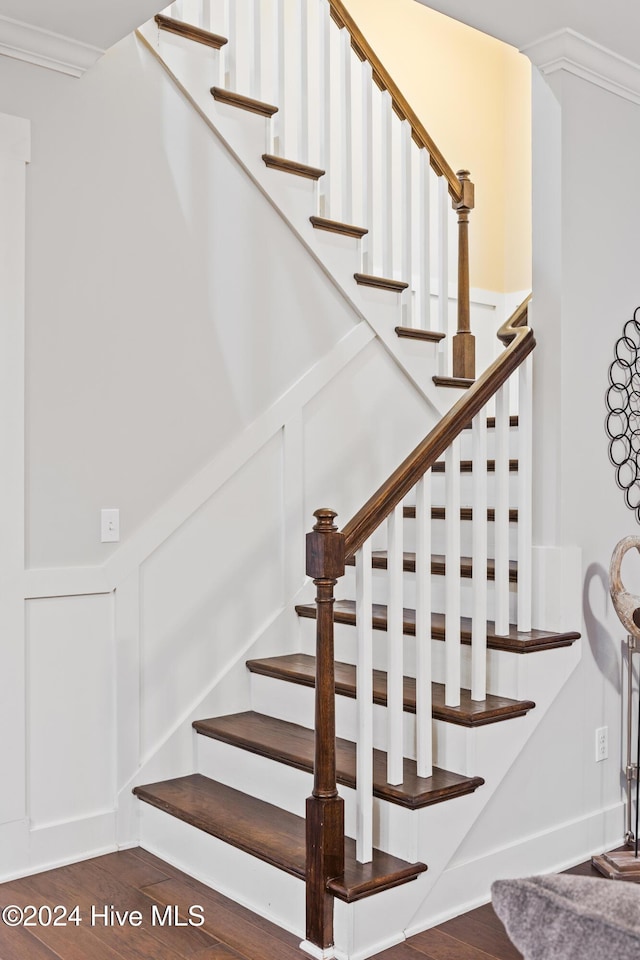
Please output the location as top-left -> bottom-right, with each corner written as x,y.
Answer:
1,0 -> 638,76
415,0 -> 640,67
0,0 -> 165,52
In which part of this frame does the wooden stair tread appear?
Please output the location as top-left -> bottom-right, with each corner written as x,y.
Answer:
294,601 -> 580,653
345,550 -> 518,583
432,459 -> 518,473
262,155 -> 325,180
310,216 -> 368,238
395,326 -> 446,343
433,375 -> 474,388
246,655 -> 535,726
155,14 -> 227,48
403,505 -> 519,522
194,711 -> 484,806
210,87 -> 278,117
133,774 -> 426,901
354,273 -> 409,292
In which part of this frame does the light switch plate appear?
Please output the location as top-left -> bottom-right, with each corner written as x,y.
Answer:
101,508 -> 120,543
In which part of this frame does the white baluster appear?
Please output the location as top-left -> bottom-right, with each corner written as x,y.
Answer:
318,0 -> 331,216
355,540 -> 373,864
250,0 -> 262,101
215,0 -> 227,86
517,353 -> 533,632
415,475 -> 433,778
360,59 -> 373,271
339,27 -> 353,223
298,0 -> 309,163
381,89 -> 393,278
471,410 -> 488,700
438,176 -> 449,346
445,436 -> 461,706
223,0 -> 235,89
415,148 -> 431,331
170,1 -> 184,20
273,0 -> 285,155
400,120 -> 412,326
494,382 -> 510,636
386,502 -> 404,785
369,83 -> 383,276
202,0 -> 212,31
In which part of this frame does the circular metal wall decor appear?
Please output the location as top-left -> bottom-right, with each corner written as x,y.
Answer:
607,308 -> 640,522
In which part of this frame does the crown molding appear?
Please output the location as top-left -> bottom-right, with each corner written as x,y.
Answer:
0,14 -> 104,78
521,28 -> 640,106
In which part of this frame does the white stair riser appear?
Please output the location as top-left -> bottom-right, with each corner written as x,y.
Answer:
402,517 -> 519,560
297,617 -> 522,699
196,734 -> 416,858
412,470 -> 518,507
138,800 -> 305,937
250,671 -> 479,775
341,565 -> 518,622
457,425 -> 520,461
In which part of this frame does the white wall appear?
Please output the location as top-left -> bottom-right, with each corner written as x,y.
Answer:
0,30 -> 441,878
435,65 -> 640,904
0,36 -> 360,570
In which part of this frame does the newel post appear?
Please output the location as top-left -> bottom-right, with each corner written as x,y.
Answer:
303,508 -> 345,956
452,169 -> 475,380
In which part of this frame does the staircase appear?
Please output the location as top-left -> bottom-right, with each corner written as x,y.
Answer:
129,4 -> 581,960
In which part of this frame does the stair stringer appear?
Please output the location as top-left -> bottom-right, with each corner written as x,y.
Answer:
135,19 -> 451,417
129,631 -> 580,960
329,638 -> 582,960
115,592 -> 307,846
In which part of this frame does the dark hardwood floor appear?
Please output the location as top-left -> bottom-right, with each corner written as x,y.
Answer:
0,846 -> 607,960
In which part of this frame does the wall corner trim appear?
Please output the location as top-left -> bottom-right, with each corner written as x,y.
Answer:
0,15 -> 104,78
521,28 -> 640,106
0,112 -> 30,162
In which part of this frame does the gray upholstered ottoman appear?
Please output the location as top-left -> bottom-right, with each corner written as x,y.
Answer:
492,874 -> 640,960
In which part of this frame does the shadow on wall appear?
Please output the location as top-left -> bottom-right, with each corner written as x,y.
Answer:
583,561 -> 627,795
583,561 -> 620,695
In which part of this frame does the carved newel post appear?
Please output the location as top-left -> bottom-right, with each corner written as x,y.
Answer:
304,509 -> 345,955
452,169 -> 475,380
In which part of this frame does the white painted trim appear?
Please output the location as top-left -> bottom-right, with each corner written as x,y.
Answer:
21,323 -> 373,600
404,800 -> 624,936
0,15 -> 104,78
300,942 -> 336,960
117,595 -> 303,800
23,566 -> 110,599
532,545 -> 582,631
0,113 -> 30,161
0,811 -> 117,883
0,111 -> 29,828
522,29 -> 640,106
104,322 -> 373,588
19,277 -> 515,604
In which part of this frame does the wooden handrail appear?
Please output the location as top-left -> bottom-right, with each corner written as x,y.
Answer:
342,296 -> 534,557
328,0 -> 463,202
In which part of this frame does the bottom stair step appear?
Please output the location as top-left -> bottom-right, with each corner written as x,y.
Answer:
133,775 -> 426,902
193,711 -> 485,809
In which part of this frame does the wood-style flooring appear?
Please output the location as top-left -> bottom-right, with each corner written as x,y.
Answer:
0,846 -> 606,960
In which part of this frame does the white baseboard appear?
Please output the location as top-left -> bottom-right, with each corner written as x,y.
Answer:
404,800 -> 624,936
0,810 -> 118,883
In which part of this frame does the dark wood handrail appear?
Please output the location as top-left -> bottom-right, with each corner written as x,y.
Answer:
328,0 -> 462,202
342,295 -> 534,557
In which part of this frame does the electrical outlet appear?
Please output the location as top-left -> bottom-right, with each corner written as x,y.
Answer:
101,508 -> 120,543
595,726 -> 608,762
